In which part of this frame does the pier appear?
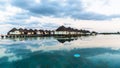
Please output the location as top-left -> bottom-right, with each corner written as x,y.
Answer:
0,34 -> 92,39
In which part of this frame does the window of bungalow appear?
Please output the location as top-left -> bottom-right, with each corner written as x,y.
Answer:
31,32 -> 32,34
51,31 -> 54,34
10,32 -> 13,34
22,32 -> 24,34
66,31 -> 69,34
55,31 -> 57,34
45,32 -> 47,34
36,32 -> 38,34
41,32 -> 43,34
14,31 -> 21,34
62,31 -> 65,34
59,31 -> 61,34
56,31 -> 60,35
37,31 -> 40,34
28,32 -> 30,34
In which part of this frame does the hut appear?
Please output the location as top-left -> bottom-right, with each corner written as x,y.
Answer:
55,26 -> 68,35
8,28 -> 21,35
24,29 -> 28,35
7,26 -> 92,37
18,28 -> 25,35
35,29 -> 44,35
44,30 -> 51,35
27,29 -> 35,35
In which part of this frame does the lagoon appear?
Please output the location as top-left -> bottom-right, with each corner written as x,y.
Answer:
0,35 -> 120,68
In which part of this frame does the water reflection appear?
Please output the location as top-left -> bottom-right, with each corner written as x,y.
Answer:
0,35 -> 120,68
4,36 -> 78,43
56,37 -> 77,43
1,48 -> 120,68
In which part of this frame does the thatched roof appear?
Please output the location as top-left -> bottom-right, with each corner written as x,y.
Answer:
24,29 -> 28,32
28,29 -> 34,32
19,28 -> 24,32
56,26 -> 67,31
39,30 -> 44,32
56,26 -> 79,32
9,28 -> 18,32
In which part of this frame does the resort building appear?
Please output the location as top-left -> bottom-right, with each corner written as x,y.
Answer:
36,30 -> 44,35
8,28 -> 22,35
55,26 -> 69,35
27,29 -> 35,35
44,30 -> 51,35
7,26 -> 93,36
54,26 -> 91,35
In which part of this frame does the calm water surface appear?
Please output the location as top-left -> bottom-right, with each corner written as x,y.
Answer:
0,35 -> 120,68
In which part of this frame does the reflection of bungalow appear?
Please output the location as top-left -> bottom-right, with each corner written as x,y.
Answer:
57,38 -> 75,43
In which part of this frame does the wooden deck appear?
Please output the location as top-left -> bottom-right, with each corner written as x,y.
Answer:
0,34 -> 92,38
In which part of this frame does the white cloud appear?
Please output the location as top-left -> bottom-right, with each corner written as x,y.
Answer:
1,15 -> 120,34
0,5 -> 26,23
0,24 -> 14,35
81,0 -> 120,15
1,0 -> 120,34
25,16 -> 71,26
35,0 -> 41,4
24,16 -> 120,32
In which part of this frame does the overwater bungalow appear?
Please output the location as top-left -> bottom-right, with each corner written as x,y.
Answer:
24,29 -> 28,35
27,29 -> 34,35
8,28 -> 22,35
7,25 -> 95,37
43,30 -> 51,35
55,26 -> 69,35
54,26 -> 91,36
36,30 -> 44,35
18,28 -> 25,35
51,30 -> 55,35
66,27 -> 74,35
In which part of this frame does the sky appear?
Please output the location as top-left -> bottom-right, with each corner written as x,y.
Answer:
0,0 -> 120,34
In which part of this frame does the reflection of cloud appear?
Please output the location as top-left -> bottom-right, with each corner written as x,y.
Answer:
25,35 -> 120,52
3,48 -> 120,68
8,56 -> 22,62
1,35 -> 120,64
0,39 -> 26,45
0,47 -> 23,62
2,35 -> 120,53
0,48 -> 14,58
111,48 -> 120,50
26,44 -> 63,52
87,53 -> 120,67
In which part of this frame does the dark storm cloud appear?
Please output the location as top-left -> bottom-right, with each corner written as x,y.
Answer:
10,0 -> 115,20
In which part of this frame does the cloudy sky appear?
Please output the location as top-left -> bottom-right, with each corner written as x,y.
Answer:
0,0 -> 120,34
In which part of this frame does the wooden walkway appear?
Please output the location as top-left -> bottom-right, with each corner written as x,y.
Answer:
0,34 -> 92,39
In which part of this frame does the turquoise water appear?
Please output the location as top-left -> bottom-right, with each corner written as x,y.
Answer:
1,35 -> 120,68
